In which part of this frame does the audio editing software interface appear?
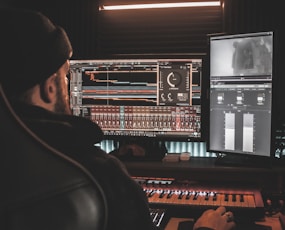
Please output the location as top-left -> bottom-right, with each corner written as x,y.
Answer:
209,32 -> 273,158
69,59 -> 202,141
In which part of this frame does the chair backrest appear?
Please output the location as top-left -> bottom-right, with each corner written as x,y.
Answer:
0,84 -> 108,230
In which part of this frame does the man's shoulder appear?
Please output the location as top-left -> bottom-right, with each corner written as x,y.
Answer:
14,104 -> 104,143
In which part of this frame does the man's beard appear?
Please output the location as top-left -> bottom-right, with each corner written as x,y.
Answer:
54,77 -> 72,115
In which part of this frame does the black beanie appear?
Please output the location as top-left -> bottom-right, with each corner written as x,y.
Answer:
0,7 -> 73,96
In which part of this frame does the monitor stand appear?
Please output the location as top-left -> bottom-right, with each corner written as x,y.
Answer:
214,154 -> 271,168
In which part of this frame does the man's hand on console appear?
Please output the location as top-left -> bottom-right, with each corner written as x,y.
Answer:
193,206 -> 236,230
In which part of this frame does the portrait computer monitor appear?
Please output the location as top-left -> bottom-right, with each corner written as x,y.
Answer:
69,59 -> 203,158
207,31 -> 274,167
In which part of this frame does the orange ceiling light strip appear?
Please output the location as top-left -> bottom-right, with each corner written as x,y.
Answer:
99,1 -> 220,11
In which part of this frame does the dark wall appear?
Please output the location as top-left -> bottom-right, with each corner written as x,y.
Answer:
96,0 -> 224,58
97,4 -> 223,58
223,0 -> 281,34
0,0 -> 99,59
1,0 -> 282,58
1,0 -> 223,59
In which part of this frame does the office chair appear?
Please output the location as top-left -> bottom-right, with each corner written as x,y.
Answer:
0,83 -> 108,230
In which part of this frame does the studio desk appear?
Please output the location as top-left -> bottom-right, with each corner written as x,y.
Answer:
123,157 -> 285,230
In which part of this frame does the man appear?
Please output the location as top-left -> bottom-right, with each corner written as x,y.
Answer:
0,7 -> 235,230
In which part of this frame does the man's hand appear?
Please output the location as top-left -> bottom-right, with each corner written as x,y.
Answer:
193,206 -> 236,230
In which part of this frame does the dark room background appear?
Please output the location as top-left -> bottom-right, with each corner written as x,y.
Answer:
1,0 -> 282,58
1,0 -> 284,156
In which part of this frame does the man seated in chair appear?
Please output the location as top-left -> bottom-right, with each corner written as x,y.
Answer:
0,7 -> 235,230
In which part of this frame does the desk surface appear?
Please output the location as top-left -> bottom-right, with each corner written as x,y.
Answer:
165,216 -> 282,230
124,157 -> 285,194
124,158 -> 285,229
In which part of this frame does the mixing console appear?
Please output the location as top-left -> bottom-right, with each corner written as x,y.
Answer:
134,177 -> 265,222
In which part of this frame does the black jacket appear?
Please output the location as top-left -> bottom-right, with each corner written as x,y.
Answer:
13,102 -> 157,230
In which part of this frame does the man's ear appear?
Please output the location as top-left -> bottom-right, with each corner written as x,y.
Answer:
40,74 -> 57,103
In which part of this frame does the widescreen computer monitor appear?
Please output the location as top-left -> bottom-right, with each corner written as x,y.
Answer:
69,59 -> 203,157
207,31 -> 274,166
